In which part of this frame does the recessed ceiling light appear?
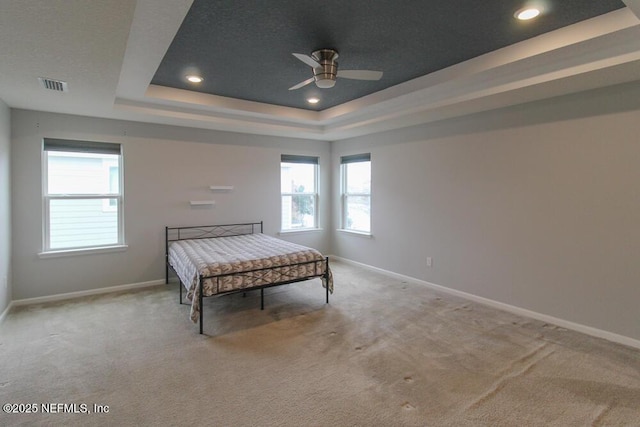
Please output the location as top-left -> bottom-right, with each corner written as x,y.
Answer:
307,97 -> 320,104
186,75 -> 203,83
515,7 -> 541,20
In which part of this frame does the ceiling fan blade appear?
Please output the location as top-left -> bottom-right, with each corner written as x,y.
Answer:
337,70 -> 383,81
288,77 -> 315,91
292,53 -> 321,68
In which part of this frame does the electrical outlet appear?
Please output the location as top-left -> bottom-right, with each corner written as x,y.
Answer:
427,257 -> 432,267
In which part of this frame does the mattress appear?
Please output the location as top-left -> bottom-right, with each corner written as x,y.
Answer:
168,233 -> 332,322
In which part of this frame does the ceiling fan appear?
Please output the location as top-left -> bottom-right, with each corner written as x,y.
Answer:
289,49 -> 383,90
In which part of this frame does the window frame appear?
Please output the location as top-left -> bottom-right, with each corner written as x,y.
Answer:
102,162 -> 119,212
341,153 -> 371,234
41,138 -> 125,255
280,155 -> 319,232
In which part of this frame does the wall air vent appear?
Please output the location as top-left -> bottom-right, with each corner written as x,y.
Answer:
38,77 -> 68,92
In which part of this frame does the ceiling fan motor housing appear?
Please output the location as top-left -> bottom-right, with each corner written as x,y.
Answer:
311,49 -> 339,88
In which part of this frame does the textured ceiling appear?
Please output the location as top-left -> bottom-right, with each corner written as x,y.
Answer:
151,0 -> 626,111
1,0 -> 637,141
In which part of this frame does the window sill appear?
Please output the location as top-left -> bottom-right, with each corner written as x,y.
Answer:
336,229 -> 373,238
278,228 -> 323,236
38,244 -> 129,259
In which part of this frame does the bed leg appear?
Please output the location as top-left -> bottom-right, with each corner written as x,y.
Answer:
199,277 -> 204,335
165,227 -> 169,285
326,281 -> 329,304
179,283 -> 182,304
325,257 -> 330,304
261,288 -> 264,310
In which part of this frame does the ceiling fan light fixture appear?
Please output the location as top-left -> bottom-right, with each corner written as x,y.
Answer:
315,79 -> 336,89
289,48 -> 382,92
307,97 -> 320,104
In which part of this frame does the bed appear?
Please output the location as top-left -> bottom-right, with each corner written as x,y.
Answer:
165,222 -> 333,334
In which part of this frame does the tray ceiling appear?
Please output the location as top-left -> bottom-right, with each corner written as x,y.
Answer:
1,0 -> 640,140
152,0 -> 626,110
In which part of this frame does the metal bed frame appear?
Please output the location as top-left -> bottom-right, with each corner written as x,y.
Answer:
165,221 -> 330,334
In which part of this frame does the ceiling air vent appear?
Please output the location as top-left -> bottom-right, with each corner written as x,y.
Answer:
38,77 -> 68,92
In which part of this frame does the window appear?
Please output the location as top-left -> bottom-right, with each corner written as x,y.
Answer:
43,138 -> 124,252
280,155 -> 318,231
341,153 -> 371,233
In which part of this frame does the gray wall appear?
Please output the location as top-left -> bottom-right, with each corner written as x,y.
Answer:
11,110 -> 330,300
0,100 -> 10,315
332,81 -> 640,342
8,81 -> 640,343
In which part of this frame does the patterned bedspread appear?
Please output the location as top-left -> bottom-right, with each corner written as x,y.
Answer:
168,233 -> 333,322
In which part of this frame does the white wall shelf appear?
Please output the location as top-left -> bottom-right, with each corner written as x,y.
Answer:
209,185 -> 233,191
189,200 -> 216,206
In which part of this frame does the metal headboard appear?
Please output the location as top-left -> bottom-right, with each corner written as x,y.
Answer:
166,221 -> 263,243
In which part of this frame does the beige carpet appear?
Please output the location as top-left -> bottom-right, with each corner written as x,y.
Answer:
1,260 -> 639,426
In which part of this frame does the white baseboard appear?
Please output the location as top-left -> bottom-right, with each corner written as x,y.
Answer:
10,279 -> 166,307
330,255 -> 640,350
0,301 -> 14,325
